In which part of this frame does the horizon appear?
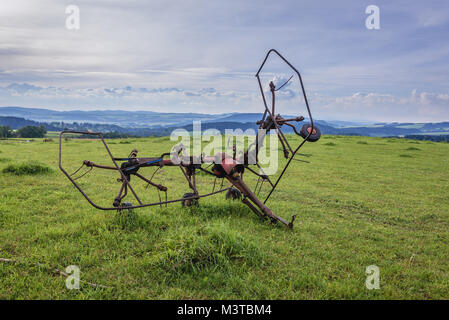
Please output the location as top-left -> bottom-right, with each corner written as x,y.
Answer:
1,1 -> 449,122
1,105 -> 448,125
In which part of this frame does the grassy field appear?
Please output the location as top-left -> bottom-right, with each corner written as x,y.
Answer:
0,135 -> 448,299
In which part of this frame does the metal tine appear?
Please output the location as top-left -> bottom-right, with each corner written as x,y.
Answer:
274,74 -> 294,91
145,166 -> 161,189
254,177 -> 260,194
72,166 -> 93,181
158,190 -> 162,208
291,157 -> 310,164
257,177 -> 265,196
69,163 -> 85,177
297,153 -> 312,157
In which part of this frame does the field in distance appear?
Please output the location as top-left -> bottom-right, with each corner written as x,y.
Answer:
0,135 -> 448,299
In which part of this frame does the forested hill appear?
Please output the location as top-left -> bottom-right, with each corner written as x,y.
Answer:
0,116 -> 60,131
1,107 -> 449,138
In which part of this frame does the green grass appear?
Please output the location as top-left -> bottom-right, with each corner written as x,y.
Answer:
2,162 -> 53,175
0,135 -> 448,299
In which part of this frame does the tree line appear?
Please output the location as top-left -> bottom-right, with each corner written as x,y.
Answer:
403,135 -> 449,142
0,125 -> 47,138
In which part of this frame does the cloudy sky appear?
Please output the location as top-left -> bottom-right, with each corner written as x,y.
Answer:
0,0 -> 448,122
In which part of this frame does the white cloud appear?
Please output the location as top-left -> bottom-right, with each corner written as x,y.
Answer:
1,83 -> 448,122
1,1 -> 449,122
0,82 -> 257,112
310,90 -> 449,122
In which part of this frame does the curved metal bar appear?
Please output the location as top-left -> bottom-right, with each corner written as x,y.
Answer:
59,130 -> 143,205
58,130 -> 232,211
274,74 -> 294,92
254,49 -> 316,204
255,48 -> 314,139
283,121 -> 302,137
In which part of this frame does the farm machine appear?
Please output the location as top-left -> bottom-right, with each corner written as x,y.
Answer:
59,49 -> 321,228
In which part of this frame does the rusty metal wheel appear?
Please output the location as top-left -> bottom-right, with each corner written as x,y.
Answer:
117,202 -> 133,214
300,123 -> 321,142
181,193 -> 198,207
225,188 -> 242,200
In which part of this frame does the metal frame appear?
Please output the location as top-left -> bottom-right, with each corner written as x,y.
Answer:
58,49 -> 319,228
254,49 -> 315,204
59,130 -> 232,210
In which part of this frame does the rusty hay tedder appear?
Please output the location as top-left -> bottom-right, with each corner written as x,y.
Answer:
58,50 -> 321,228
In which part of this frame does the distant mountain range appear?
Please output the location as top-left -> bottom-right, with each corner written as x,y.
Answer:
1,106 -> 449,137
0,106 -> 361,128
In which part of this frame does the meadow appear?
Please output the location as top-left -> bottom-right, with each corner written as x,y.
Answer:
0,134 -> 448,299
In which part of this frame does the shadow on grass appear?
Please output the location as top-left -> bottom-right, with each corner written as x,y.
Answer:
146,223 -> 267,280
